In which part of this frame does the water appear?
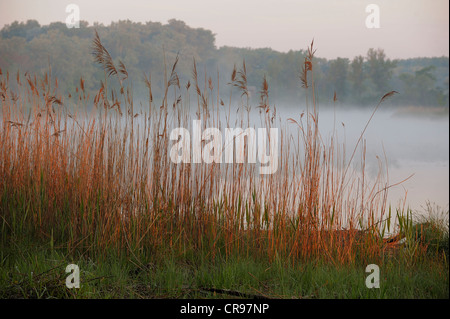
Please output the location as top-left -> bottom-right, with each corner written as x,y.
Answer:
275,105 -> 449,214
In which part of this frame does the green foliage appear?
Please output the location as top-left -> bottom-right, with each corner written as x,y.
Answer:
0,246 -> 448,298
396,203 -> 449,262
0,19 -> 448,107
398,65 -> 449,106
366,48 -> 397,98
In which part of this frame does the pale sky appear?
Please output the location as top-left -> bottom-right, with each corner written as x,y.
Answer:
0,0 -> 448,59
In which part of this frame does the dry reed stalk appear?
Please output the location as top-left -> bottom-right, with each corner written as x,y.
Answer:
0,35 -> 404,265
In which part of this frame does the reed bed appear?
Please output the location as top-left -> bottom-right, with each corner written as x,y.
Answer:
1,36 -> 404,266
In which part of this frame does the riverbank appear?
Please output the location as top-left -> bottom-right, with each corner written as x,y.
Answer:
0,244 -> 448,299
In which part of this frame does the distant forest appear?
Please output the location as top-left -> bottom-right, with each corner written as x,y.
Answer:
0,19 -> 448,108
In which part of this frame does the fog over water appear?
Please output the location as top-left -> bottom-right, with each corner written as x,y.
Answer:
276,105 -> 449,213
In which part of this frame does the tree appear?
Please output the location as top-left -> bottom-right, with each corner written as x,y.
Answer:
366,48 -> 397,97
0,20 -> 447,108
328,57 -> 349,101
399,66 -> 447,106
1,20 -> 41,40
349,55 -> 366,104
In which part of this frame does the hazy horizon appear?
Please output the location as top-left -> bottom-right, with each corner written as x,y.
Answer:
1,0 -> 448,60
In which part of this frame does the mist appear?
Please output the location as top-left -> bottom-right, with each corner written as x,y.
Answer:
277,105 -> 449,212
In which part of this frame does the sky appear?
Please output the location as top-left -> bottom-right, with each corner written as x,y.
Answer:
0,0 -> 448,60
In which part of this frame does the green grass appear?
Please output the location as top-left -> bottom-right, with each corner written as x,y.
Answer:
1,243 -> 448,299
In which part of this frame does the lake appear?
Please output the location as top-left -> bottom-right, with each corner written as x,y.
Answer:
275,105 -> 449,215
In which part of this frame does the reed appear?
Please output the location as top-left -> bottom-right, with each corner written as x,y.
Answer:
0,35 -> 415,267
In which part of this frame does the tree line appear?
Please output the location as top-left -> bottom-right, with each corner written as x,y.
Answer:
0,19 -> 448,108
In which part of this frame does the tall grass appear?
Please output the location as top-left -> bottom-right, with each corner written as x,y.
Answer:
0,36 -> 414,267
